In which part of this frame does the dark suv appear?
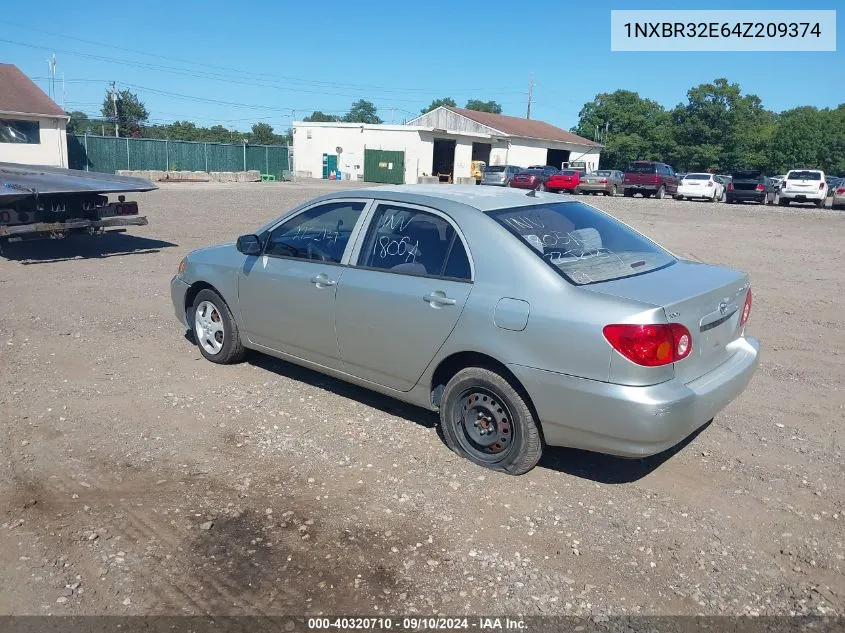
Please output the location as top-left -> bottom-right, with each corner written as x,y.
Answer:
622,161 -> 679,199
726,170 -> 776,205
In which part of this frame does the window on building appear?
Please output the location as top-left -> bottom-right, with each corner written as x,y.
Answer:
0,119 -> 41,144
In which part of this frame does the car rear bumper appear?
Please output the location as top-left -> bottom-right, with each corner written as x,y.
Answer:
578,184 -> 611,192
624,184 -> 659,192
781,190 -> 825,201
481,180 -> 508,186
726,191 -> 767,202
677,186 -> 716,198
510,181 -> 537,189
171,276 -> 190,327
509,336 -> 760,457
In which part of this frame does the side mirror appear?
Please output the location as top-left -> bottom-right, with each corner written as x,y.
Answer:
236,234 -> 262,256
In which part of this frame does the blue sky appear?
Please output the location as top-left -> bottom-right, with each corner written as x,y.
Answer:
0,1 -> 841,135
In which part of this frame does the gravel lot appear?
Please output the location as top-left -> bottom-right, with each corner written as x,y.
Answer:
1,181 -> 843,617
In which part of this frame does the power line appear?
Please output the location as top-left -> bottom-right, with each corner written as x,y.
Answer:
0,27 -> 528,97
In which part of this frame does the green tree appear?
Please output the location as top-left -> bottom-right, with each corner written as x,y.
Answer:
421,97 -> 456,114
101,88 -> 149,137
767,107 -> 829,174
66,110 -> 90,134
671,78 -> 772,172
465,99 -> 502,114
572,90 -> 675,169
343,100 -> 382,124
303,111 -> 340,122
250,122 -> 276,144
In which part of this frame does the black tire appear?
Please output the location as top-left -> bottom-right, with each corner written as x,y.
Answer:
440,367 -> 542,475
655,185 -> 666,200
623,188 -> 633,197
191,288 -> 246,364
816,198 -> 825,208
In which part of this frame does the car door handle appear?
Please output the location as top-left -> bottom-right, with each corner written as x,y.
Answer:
423,293 -> 456,306
310,274 -> 337,287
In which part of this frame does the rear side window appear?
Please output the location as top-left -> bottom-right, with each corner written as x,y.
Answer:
489,201 -> 676,286
358,204 -> 471,280
626,163 -> 657,174
787,170 -> 822,180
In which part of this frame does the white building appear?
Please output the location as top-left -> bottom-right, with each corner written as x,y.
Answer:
0,63 -> 69,168
292,105 -> 601,185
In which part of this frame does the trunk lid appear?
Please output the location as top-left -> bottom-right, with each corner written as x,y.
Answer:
585,261 -> 750,383
624,172 -> 657,185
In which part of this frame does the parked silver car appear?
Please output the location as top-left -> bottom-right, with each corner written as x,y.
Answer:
577,169 -> 625,196
481,165 -> 522,187
171,186 -> 760,475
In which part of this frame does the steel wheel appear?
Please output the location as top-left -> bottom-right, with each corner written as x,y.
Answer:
454,388 -> 516,463
194,300 -> 224,356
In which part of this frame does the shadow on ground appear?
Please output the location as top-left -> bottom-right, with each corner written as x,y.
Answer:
183,332 -> 705,484
1,233 -> 178,263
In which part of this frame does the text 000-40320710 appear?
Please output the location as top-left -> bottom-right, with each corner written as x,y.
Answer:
610,10 -> 836,52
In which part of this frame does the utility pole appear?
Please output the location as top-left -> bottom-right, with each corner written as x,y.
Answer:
526,76 -> 534,120
110,81 -> 119,137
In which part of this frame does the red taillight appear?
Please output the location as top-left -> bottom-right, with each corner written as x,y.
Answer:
706,181 -> 713,187
739,289 -> 752,327
755,183 -> 765,191
837,188 -> 845,194
727,183 -> 734,191
819,182 -> 825,190
0,210 -> 10,223
652,175 -> 660,184
599,179 -> 608,184
602,323 -> 693,367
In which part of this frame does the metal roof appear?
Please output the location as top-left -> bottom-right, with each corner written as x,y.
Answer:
0,64 -> 67,118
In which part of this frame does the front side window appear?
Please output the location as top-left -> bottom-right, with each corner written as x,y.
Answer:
358,204 -> 471,280
265,201 -> 366,262
0,119 -> 40,144
489,201 -> 676,286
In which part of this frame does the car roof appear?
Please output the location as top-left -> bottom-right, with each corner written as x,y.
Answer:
319,184 -> 572,213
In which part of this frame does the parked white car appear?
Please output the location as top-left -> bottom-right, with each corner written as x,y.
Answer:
675,173 -> 724,202
779,169 -> 827,207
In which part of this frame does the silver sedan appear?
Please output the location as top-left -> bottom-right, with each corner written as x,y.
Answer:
171,186 -> 760,474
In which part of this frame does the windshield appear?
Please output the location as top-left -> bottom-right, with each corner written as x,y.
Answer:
787,170 -> 822,180
489,201 -> 676,286
485,166 -> 505,173
626,163 -> 658,174
684,174 -> 711,180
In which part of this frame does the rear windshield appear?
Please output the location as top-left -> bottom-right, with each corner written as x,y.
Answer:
787,170 -> 822,180
489,201 -> 676,286
626,163 -> 658,174
485,166 -> 505,173
684,174 -> 711,180
732,170 -> 763,180
595,170 -> 612,176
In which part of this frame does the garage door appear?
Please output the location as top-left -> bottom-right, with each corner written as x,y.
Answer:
364,149 -> 405,185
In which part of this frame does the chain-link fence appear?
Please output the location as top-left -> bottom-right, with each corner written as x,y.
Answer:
67,134 -> 290,176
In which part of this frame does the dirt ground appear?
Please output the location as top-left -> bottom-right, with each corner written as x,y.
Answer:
1,181 -> 843,617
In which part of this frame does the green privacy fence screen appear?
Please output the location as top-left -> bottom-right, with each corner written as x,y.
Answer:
67,134 -> 290,175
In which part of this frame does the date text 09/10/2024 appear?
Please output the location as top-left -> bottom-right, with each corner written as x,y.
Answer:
307,617 -> 527,631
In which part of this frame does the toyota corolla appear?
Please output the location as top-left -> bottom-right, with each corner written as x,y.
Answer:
171,185 -> 760,475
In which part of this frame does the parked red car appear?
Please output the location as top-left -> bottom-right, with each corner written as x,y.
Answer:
510,166 -> 559,190
545,169 -> 584,194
